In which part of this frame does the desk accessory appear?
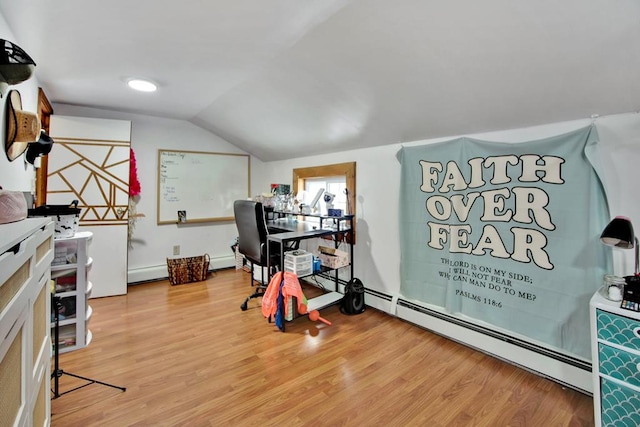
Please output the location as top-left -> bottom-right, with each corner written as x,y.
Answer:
344,188 -> 351,216
305,188 -> 325,214
323,191 -> 335,209
600,216 -> 640,311
621,275 -> 640,311
602,274 -> 625,302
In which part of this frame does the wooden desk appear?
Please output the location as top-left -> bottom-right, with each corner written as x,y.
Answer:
267,216 -> 331,234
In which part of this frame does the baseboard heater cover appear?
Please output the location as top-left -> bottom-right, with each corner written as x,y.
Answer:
365,287 -> 393,301
311,276 -> 394,303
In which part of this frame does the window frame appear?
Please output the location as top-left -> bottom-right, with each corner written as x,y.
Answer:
292,162 -> 356,244
35,88 -> 53,207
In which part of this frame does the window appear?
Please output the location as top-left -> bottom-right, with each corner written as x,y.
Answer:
292,162 -> 356,243
304,177 -> 347,215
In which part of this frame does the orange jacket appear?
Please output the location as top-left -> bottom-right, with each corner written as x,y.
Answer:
262,271 -> 307,320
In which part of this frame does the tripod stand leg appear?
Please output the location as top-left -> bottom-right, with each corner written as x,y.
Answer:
51,295 -> 126,399
51,369 -> 126,398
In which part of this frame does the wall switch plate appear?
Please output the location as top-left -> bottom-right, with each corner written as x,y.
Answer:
173,245 -> 180,255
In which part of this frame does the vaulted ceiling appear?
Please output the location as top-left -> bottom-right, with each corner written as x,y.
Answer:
2,0 -> 639,161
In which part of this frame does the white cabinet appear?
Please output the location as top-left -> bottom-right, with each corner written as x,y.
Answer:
49,115 -> 130,298
51,231 -> 93,354
0,217 -> 54,427
590,290 -> 640,426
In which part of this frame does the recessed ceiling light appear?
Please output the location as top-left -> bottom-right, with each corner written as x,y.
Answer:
127,79 -> 157,92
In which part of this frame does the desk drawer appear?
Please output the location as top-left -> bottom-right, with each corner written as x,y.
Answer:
600,377 -> 640,426
599,343 -> 640,387
597,309 -> 640,351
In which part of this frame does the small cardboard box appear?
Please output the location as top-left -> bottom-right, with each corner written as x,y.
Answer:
318,245 -> 349,269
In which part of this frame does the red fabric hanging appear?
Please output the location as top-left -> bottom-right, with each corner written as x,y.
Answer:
129,148 -> 141,196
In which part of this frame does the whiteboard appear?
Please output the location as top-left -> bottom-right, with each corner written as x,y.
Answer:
157,150 -> 250,224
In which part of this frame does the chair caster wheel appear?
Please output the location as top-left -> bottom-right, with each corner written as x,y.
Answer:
240,302 -> 248,311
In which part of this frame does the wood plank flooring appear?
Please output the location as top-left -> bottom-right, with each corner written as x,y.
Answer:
50,268 -> 594,426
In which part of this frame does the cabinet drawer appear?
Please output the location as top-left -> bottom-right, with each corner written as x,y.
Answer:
599,343 -> 640,387
600,377 -> 640,426
597,309 -> 640,351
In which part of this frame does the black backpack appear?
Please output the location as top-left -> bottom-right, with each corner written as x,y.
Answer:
341,277 -> 365,315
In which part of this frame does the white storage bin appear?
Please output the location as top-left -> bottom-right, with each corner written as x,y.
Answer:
284,250 -> 313,277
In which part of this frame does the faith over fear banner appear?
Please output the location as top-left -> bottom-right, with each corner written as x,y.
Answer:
397,126 -> 610,359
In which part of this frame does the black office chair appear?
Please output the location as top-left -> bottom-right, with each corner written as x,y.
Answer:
234,200 -> 278,311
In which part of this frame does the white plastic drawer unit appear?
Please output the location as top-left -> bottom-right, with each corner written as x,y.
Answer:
284,250 -> 313,277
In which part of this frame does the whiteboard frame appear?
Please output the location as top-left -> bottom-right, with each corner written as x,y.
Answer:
157,149 -> 250,224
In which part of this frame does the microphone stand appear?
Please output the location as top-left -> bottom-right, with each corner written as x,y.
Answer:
51,295 -> 126,398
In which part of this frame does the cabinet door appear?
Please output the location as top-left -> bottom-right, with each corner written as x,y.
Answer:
48,115 -> 131,297
30,275 -> 51,427
0,308 -> 28,427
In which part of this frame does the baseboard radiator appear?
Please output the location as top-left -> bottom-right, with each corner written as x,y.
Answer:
363,288 -> 593,394
128,255 -> 236,284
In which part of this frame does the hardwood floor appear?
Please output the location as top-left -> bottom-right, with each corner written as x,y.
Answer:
50,268 -> 594,426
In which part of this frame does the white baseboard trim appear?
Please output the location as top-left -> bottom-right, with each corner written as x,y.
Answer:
128,255 -> 236,283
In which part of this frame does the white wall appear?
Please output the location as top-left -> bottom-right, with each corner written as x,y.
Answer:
39,104 -> 639,290
0,16 -> 40,192
262,113 -> 640,298
52,104 -> 266,281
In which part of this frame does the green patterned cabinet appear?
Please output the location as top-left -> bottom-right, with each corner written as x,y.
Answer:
591,291 -> 640,426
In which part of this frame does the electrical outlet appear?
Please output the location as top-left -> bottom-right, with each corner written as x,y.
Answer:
173,245 -> 180,256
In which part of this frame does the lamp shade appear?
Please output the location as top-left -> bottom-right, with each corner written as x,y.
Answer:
600,216 -> 635,249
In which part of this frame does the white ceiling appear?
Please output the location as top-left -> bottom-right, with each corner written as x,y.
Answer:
2,0 -> 639,161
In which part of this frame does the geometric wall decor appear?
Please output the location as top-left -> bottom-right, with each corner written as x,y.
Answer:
46,138 -> 130,226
